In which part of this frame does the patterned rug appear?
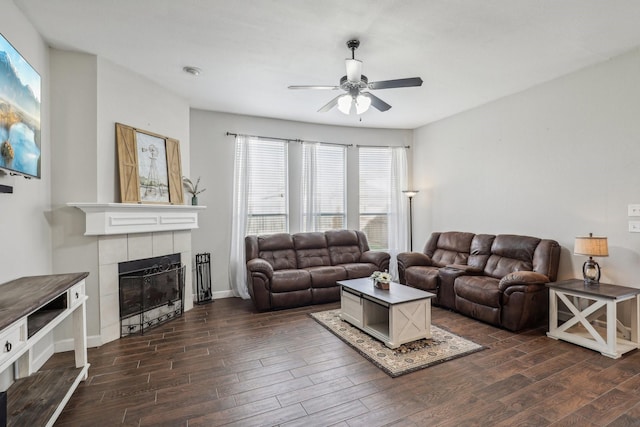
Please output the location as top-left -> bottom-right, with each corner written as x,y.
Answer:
310,309 -> 485,377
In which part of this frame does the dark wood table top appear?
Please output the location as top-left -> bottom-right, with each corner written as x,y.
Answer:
338,277 -> 435,305
0,272 -> 89,331
547,278 -> 640,300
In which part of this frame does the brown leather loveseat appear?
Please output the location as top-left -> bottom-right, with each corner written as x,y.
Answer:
246,229 -> 390,311
397,231 -> 560,331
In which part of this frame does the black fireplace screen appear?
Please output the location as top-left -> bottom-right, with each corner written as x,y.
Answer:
119,257 -> 185,337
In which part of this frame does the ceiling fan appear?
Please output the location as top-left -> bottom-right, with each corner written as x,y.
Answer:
288,39 -> 423,115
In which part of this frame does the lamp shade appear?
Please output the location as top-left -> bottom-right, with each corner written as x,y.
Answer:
574,235 -> 608,257
402,190 -> 418,198
355,94 -> 371,114
337,94 -> 352,114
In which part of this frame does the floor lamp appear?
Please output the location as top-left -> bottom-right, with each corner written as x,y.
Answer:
402,190 -> 418,251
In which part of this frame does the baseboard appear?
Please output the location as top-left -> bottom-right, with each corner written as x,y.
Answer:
31,341 -> 55,372
55,334 -> 103,351
212,290 -> 234,299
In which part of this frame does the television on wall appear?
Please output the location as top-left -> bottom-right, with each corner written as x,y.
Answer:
0,32 -> 41,179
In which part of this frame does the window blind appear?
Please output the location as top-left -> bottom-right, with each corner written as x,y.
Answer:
245,139 -> 288,235
302,143 -> 346,231
359,147 -> 392,250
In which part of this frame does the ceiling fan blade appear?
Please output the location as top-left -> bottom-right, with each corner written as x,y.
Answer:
288,85 -> 339,90
366,92 -> 392,112
346,59 -> 362,83
317,94 -> 343,113
368,77 -> 423,90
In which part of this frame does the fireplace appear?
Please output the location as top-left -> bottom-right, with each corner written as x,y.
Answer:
118,253 -> 185,337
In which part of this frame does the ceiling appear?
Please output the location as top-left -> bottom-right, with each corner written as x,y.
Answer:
14,0 -> 640,129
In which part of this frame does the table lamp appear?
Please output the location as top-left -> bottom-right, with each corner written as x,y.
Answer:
574,233 -> 608,285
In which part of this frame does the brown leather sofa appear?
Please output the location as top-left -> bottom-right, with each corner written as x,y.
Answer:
397,231 -> 560,331
245,229 -> 390,311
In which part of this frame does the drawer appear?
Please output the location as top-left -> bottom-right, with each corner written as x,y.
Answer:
0,320 -> 27,367
69,281 -> 86,306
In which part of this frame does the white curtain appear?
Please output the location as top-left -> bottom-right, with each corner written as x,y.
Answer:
301,142 -> 319,232
387,146 -> 409,280
229,135 -> 251,299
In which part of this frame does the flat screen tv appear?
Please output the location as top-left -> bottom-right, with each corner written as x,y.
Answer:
0,32 -> 41,179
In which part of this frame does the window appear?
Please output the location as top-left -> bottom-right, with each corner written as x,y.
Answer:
302,143 -> 346,231
244,139 -> 288,235
359,147 -> 392,250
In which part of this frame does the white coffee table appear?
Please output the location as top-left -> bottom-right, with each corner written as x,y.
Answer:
338,278 -> 436,348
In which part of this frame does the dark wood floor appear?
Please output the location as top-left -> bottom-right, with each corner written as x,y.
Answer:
48,297 -> 640,426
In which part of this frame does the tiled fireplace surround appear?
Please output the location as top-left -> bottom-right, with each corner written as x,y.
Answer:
70,203 -> 203,345
98,230 -> 193,344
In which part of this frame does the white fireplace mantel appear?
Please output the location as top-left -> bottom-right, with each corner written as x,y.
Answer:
68,202 -> 206,236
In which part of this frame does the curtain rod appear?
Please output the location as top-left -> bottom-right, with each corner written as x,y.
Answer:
226,132 -> 408,149
225,132 -> 296,143
226,131 -> 354,147
356,144 -> 411,149
226,132 -> 351,147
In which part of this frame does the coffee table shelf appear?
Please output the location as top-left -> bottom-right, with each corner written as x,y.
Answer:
339,278 -> 435,349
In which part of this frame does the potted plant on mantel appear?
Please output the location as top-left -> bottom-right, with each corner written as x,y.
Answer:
182,176 -> 206,205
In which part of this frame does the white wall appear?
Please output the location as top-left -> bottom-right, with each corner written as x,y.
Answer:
0,0 -> 51,283
413,47 -> 640,287
96,57 -> 190,202
189,110 -> 413,296
50,49 -> 191,340
50,51 -> 99,338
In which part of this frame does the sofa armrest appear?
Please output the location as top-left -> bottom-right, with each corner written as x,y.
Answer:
361,250 -> 391,271
445,264 -> 483,275
246,258 -> 274,279
397,252 -> 433,269
498,271 -> 549,292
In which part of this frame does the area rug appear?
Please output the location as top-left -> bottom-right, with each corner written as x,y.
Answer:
310,309 -> 485,377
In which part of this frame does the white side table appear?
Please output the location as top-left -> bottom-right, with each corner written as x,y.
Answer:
547,279 -> 640,358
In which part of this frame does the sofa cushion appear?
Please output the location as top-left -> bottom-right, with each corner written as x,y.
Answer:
270,269 -> 311,292
483,235 -> 540,279
341,263 -> 378,279
257,233 -> 297,270
404,266 -> 439,292
468,234 -> 495,270
306,266 -> 348,288
327,229 -> 363,265
428,232 -> 475,267
326,229 -> 360,246
454,276 -> 501,308
294,232 -> 330,268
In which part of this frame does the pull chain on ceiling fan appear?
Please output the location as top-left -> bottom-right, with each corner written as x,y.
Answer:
288,39 -> 423,115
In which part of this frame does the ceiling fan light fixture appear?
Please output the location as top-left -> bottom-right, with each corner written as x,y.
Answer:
288,39 -> 422,114
355,94 -> 371,114
337,94 -> 353,114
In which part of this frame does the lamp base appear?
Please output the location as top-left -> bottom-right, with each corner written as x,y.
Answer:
582,257 -> 601,285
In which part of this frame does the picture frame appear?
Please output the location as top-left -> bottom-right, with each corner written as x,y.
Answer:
116,123 -> 184,204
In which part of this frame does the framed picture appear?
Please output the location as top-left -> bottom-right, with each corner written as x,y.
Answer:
116,123 -> 184,204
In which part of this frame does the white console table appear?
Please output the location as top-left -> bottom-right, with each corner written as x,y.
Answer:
0,272 -> 89,426
547,279 -> 640,359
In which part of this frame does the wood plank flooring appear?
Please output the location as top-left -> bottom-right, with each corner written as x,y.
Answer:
47,297 -> 640,426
